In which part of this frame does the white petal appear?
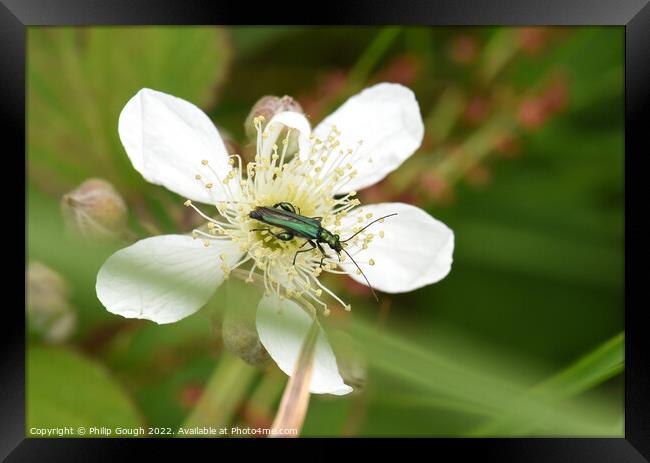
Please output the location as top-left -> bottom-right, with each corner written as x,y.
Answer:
118,88 -> 235,204
339,202 -> 454,293
256,295 -> 352,395
259,111 -> 312,161
96,235 -> 242,324
313,83 -> 424,194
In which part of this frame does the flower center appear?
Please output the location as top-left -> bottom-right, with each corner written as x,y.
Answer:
182,116 -> 384,315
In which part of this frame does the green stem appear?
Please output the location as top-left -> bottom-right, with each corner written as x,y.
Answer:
323,26 -> 402,116
346,27 -> 402,93
248,370 -> 285,416
480,29 -> 519,83
434,114 -> 515,183
425,86 -> 466,145
391,112 -> 514,194
180,353 -> 257,436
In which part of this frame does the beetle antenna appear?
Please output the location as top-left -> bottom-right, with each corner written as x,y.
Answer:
341,213 -> 398,243
341,247 -> 378,302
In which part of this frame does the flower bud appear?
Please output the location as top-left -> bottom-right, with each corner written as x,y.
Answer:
222,311 -> 271,368
61,178 -> 128,241
542,75 -> 569,114
377,54 -> 420,85
420,171 -> 454,204
466,165 -> 492,188
517,97 -> 548,130
518,27 -> 550,56
26,261 -> 76,344
177,381 -> 204,410
449,35 -> 479,65
463,96 -> 491,125
495,134 -> 521,158
244,95 -> 304,142
218,279 -> 271,367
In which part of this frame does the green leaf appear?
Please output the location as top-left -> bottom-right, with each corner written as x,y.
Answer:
346,320 -> 621,436
28,26 -> 232,194
27,347 -> 142,433
534,332 -> 623,397
469,332 -> 624,436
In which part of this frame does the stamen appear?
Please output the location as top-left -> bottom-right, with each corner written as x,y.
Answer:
185,201 -> 230,232
181,121 -> 377,315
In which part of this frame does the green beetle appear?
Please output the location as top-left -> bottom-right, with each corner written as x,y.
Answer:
249,201 -> 396,299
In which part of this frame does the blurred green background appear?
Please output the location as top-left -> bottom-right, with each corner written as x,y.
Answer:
26,26 -> 624,437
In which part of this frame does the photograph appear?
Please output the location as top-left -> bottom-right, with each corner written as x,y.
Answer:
25,25 -> 624,438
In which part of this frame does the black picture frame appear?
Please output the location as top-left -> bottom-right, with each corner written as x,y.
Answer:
3,0 -> 648,460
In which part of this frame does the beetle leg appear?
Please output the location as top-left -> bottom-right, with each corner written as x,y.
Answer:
250,228 -> 294,241
293,240 -> 316,265
316,242 -> 332,268
274,231 -> 295,241
273,202 -> 297,213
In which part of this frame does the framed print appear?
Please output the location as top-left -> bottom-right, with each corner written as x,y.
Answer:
3,0 -> 649,460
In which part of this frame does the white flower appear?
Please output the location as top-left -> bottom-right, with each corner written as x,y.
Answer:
96,83 -> 454,395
